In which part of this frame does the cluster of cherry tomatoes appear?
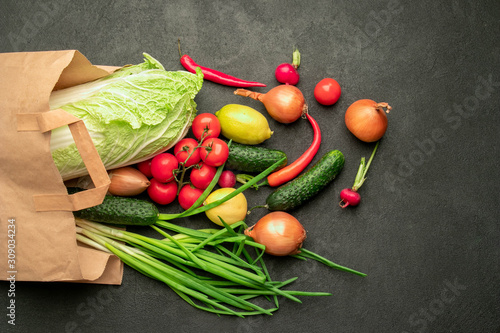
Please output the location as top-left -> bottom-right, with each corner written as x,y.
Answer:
135,113 -> 236,209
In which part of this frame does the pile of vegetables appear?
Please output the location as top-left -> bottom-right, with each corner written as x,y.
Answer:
50,45 -> 395,317
74,156 -> 365,316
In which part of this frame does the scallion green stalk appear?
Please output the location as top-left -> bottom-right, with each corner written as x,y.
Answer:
76,219 -> 332,317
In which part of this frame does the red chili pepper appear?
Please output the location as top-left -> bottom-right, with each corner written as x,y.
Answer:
266,113 -> 321,187
180,54 -> 266,88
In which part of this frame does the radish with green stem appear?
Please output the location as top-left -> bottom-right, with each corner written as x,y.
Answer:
275,48 -> 301,85
339,141 -> 380,208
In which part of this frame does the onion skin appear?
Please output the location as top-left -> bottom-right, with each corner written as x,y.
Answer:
108,167 -> 151,196
345,99 -> 392,142
234,85 -> 307,124
244,211 -> 306,256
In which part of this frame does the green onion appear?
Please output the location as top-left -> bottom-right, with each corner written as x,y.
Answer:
76,219 -> 331,317
292,248 -> 367,277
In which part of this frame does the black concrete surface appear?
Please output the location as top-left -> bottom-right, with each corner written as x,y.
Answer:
1,1 -> 499,332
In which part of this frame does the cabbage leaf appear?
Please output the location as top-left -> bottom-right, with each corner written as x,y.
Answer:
49,53 -> 203,180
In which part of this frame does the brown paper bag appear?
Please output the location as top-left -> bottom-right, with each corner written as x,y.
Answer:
0,50 -> 124,284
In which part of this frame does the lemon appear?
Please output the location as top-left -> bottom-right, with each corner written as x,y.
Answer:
215,104 -> 273,145
204,188 -> 247,226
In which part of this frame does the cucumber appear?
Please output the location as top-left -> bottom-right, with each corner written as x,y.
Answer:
224,141 -> 287,173
68,187 -> 159,226
266,150 -> 345,211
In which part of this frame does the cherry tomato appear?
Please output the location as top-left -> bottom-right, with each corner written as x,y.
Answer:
190,163 -> 217,189
137,158 -> 153,178
147,178 -> 178,205
178,184 -> 204,210
199,138 -> 229,167
174,138 -> 200,167
150,153 -> 178,183
192,113 -> 221,141
314,78 -> 341,106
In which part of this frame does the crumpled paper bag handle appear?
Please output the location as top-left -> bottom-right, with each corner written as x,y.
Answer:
17,108 -> 110,212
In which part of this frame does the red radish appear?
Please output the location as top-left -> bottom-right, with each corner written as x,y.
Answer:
339,141 -> 380,208
275,64 -> 299,85
339,188 -> 361,208
234,85 -> 307,124
218,170 -> 236,188
275,47 -> 301,85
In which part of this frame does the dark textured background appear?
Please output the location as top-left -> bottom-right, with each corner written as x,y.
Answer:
1,1 -> 499,332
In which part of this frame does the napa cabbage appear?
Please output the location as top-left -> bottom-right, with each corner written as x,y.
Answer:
49,53 -> 203,180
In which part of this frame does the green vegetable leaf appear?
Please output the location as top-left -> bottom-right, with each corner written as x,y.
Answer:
49,53 -> 204,180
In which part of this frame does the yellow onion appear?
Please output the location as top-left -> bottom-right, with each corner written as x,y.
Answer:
108,167 -> 150,196
345,99 -> 392,142
234,85 -> 307,124
244,211 -> 306,256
